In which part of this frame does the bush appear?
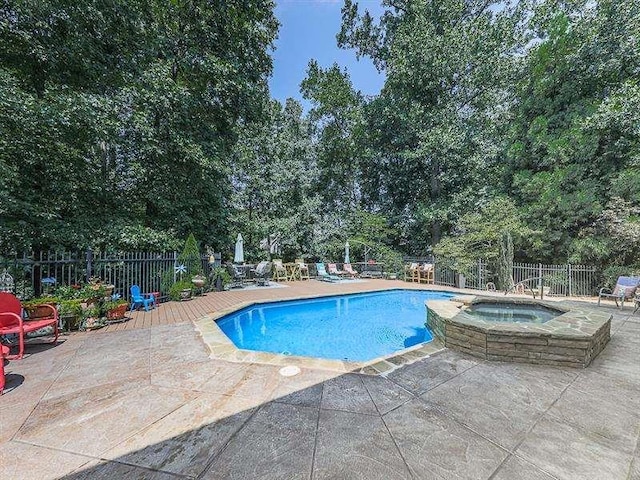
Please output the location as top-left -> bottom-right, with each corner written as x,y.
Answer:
177,233 -> 203,277
169,281 -> 193,301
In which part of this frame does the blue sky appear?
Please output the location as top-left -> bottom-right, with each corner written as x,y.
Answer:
269,0 -> 386,105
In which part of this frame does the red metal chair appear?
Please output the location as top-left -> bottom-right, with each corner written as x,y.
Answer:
0,344 -> 9,394
0,292 -> 59,360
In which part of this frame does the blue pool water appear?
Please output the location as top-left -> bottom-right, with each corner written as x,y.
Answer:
465,302 -> 559,324
216,289 -> 454,361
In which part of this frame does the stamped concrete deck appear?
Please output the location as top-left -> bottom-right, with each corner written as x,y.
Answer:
1,280 -> 639,480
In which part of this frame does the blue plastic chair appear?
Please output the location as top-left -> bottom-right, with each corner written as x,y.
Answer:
130,285 -> 155,312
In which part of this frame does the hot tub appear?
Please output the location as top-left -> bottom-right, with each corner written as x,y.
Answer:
426,296 -> 611,368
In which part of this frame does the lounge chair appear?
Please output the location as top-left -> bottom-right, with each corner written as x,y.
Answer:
598,276 -> 640,308
316,263 -> 341,282
226,264 -> 246,288
251,261 -> 271,286
404,263 -> 419,282
295,259 -> 310,280
328,263 -> 347,277
343,263 -> 359,278
272,259 -> 288,282
418,263 -> 434,284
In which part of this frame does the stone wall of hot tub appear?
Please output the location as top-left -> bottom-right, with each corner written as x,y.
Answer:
425,297 -> 611,368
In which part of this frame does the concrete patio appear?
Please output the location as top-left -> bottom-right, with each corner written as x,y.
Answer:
1,280 -> 639,480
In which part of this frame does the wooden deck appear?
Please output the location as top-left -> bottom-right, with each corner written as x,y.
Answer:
97,279 -> 443,333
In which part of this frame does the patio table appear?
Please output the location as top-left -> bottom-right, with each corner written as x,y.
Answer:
354,262 -> 385,278
236,264 -> 256,282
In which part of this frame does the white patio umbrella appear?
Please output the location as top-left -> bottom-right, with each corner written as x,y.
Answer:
234,233 -> 244,264
344,240 -> 350,264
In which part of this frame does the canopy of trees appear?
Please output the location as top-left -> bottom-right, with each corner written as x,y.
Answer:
2,0 -> 639,273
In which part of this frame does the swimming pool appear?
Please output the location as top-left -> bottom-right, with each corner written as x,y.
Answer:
216,289 -> 454,362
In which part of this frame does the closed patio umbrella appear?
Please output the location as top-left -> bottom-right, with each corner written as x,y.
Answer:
234,234 -> 244,264
344,241 -> 350,264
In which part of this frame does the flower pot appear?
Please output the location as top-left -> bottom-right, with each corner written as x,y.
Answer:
106,304 -> 128,321
191,276 -> 206,288
180,288 -> 192,301
61,314 -> 81,331
25,304 -> 56,320
83,317 -> 105,331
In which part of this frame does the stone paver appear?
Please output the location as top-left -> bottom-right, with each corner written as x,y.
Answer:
0,285 -> 638,480
313,408 -> 411,480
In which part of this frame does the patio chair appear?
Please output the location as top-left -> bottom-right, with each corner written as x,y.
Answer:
295,259 -> 310,280
343,263 -> 359,278
272,259 -> 288,282
328,263 -> 347,277
226,264 -> 246,288
130,285 -> 155,312
251,261 -> 272,286
0,292 -> 59,360
598,276 -> 640,308
404,263 -> 419,282
316,263 -> 341,282
418,263 -> 434,284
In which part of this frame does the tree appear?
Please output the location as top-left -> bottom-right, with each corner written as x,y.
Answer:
0,0 -> 278,252
301,60 -> 364,213
433,198 -> 534,286
506,0 -> 640,262
229,98 -> 320,260
339,0 -> 528,249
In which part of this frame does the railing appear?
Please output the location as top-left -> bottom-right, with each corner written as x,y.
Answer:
403,257 -> 599,297
0,250 -> 221,300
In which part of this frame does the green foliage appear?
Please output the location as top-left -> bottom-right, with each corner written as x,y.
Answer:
169,281 -> 192,301
0,0 -> 278,252
177,233 -> 202,277
211,267 -> 232,289
2,0 -> 639,279
434,198 -> 533,277
58,299 -> 83,318
569,198 -> 640,268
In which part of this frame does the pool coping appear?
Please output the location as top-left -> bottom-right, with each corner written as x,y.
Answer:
192,287 -> 450,375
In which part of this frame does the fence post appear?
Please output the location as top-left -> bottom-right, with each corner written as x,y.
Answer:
86,248 -> 93,282
568,264 -> 572,297
538,263 -> 543,299
173,251 -> 177,284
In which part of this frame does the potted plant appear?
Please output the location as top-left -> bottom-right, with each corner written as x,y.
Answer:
103,298 -> 129,322
169,280 -> 193,301
23,297 -> 59,320
211,267 -> 231,292
80,305 -> 105,331
58,299 -> 83,331
191,274 -> 206,288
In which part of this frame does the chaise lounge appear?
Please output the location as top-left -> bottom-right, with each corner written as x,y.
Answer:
316,263 -> 341,283
598,276 -> 640,308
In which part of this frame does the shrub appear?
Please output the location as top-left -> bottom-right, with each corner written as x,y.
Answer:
169,281 -> 193,301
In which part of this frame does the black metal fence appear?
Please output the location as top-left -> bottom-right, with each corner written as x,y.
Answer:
0,250 -> 221,300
